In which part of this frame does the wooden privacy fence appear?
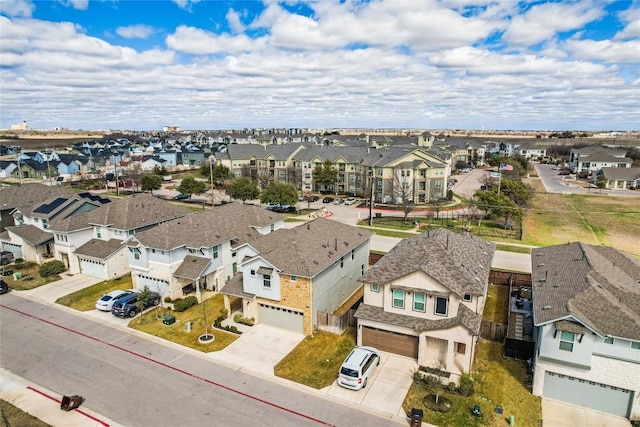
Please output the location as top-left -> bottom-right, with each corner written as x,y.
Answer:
489,270 -> 532,287
317,309 -> 357,334
480,320 -> 507,342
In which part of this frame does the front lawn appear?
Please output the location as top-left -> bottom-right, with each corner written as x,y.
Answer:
402,341 -> 541,427
274,328 -> 356,389
129,294 -> 238,352
0,399 -> 51,427
56,276 -> 134,311
1,261 -> 61,291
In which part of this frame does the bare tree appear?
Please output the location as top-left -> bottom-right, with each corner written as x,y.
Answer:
256,161 -> 272,189
430,188 -> 444,220
393,170 -> 414,224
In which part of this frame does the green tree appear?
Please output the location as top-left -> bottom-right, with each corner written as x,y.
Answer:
473,190 -> 522,224
141,175 -> 162,194
201,163 -> 231,188
312,160 -> 338,193
153,165 -> 168,177
135,286 -> 152,315
259,181 -> 298,206
229,177 -> 260,203
178,176 -> 206,197
499,179 -> 531,206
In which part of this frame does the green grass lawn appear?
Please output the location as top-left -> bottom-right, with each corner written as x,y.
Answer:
1,261 -> 61,291
56,276 -> 134,311
402,341 -> 541,427
274,328 -> 356,389
495,244 -> 532,254
0,399 -> 51,427
129,294 -> 238,352
483,284 -> 509,323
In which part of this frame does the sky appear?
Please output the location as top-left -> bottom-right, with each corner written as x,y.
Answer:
0,0 -> 639,132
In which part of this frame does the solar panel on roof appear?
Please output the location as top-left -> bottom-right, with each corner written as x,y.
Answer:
78,192 -> 111,204
33,197 -> 67,214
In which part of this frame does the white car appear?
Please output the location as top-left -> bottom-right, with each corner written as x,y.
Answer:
96,289 -> 134,311
337,346 -> 380,390
344,197 -> 357,205
333,198 -> 343,205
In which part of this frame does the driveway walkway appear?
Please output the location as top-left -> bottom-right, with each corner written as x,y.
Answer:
542,399 -> 631,427
20,273 -> 103,305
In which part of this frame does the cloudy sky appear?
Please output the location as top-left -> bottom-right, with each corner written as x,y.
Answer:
1,0 -> 638,131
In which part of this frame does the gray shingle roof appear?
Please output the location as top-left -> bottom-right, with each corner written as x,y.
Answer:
86,193 -> 190,230
359,228 -> 495,298
0,183 -> 73,214
74,238 -> 125,259
130,203 -> 284,250
246,217 -> 373,277
599,167 -> 640,181
220,272 -> 256,299
173,255 -> 211,280
531,242 -> 640,341
355,302 -> 483,334
6,224 -> 54,246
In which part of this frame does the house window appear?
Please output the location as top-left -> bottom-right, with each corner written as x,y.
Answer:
361,264 -> 365,276
351,249 -> 355,260
559,331 -> 575,352
132,248 -> 141,260
392,289 -> 404,309
340,257 -> 344,268
456,342 -> 466,354
95,227 -> 101,239
212,245 -> 218,259
463,294 -> 472,302
435,297 -> 448,316
232,251 -> 236,257
290,275 -> 296,281
370,284 -> 379,292
270,224 -> 275,232
631,341 -> 640,350
263,274 -> 271,289
250,269 -> 255,276
604,337 -> 614,345
413,293 -> 426,312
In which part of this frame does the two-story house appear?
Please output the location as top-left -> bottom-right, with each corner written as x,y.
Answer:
531,243 -> 640,420
125,204 -> 286,301
569,146 -> 632,175
355,229 -> 495,384
221,218 -> 373,335
48,193 -> 190,279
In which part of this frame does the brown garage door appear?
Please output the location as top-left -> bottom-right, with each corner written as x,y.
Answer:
362,326 -> 418,358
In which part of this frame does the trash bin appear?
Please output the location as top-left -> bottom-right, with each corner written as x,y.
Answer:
13,272 -> 22,280
410,408 -> 423,427
184,321 -> 192,332
60,395 -> 84,411
162,315 -> 176,325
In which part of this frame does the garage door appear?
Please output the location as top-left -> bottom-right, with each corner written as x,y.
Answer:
79,258 -> 105,279
136,275 -> 170,294
362,326 -> 418,358
257,303 -> 304,333
543,371 -> 632,418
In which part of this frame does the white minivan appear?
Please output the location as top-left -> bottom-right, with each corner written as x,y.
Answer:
337,346 -> 380,390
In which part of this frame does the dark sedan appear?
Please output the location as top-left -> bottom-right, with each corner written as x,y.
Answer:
322,197 -> 334,203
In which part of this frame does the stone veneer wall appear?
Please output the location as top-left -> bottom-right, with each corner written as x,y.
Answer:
275,275 -> 312,335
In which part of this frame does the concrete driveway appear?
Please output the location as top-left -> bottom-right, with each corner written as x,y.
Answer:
324,352 -> 418,419
542,399 -> 631,427
206,324 -> 304,377
20,272 -> 103,304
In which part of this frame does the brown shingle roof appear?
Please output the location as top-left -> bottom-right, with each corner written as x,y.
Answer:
86,193 -> 190,231
74,238 -> 124,259
532,242 -> 640,341
246,217 -> 373,277
355,303 -> 483,334
359,228 -> 495,297
6,224 -> 53,246
131,203 -> 284,250
173,255 -> 211,280
0,183 -> 72,214
220,272 -> 255,299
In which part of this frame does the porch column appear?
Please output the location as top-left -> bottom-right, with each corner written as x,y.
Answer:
195,278 -> 202,302
446,340 -> 455,373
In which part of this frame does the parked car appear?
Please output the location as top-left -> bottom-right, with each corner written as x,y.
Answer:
96,289 -> 134,311
333,198 -> 343,205
344,197 -> 357,205
322,197 -> 334,203
337,346 -> 380,390
111,291 -> 161,318
173,193 -> 189,200
266,202 -> 280,210
558,169 -> 571,175
460,168 -> 472,173
0,251 -> 14,266
0,279 -> 9,294
304,195 -> 320,202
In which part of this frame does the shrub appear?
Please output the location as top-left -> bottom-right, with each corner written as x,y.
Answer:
164,296 -> 172,304
458,373 -> 474,396
234,313 -> 242,323
229,326 -> 238,334
39,260 -> 66,277
173,296 -> 198,312
220,307 -> 228,318
447,382 -> 457,392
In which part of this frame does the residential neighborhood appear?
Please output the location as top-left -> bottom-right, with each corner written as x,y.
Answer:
0,130 -> 639,427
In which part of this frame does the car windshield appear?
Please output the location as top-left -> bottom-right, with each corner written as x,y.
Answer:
340,367 -> 359,377
100,295 -> 112,301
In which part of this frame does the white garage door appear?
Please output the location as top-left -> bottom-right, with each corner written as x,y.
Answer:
79,258 -> 105,279
543,371 -> 632,418
136,275 -> 169,294
257,303 -> 304,333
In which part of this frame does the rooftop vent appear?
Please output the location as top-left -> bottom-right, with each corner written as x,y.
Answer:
542,305 -> 551,310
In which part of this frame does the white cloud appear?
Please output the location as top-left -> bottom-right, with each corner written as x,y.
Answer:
116,24 -> 156,39
503,1 -> 606,46
58,0 -> 89,11
563,38 -> 640,63
166,25 -> 264,54
226,8 -> 244,34
614,5 -> 640,40
171,0 -> 203,11
0,0 -> 34,18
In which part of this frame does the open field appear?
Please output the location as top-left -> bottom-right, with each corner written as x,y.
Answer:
523,193 -> 640,256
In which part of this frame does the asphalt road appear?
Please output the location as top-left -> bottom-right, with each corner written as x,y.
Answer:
0,295 -> 400,427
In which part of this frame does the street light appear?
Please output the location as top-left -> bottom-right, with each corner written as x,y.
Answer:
368,169 -> 374,226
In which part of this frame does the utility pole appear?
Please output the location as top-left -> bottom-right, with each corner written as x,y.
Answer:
15,146 -> 22,185
368,169 -> 374,226
209,156 -> 214,207
114,154 -> 119,196
45,145 -> 52,186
